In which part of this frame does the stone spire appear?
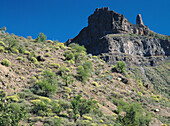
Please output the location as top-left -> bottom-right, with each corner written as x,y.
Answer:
136,14 -> 144,26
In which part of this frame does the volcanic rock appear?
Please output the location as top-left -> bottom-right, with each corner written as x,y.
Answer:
67,7 -> 170,66
136,14 -> 144,26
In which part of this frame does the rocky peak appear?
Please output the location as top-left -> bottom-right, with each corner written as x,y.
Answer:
87,7 -> 149,36
67,7 -> 170,66
136,14 -> 144,26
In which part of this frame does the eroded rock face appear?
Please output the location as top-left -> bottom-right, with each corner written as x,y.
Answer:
67,7 -> 170,66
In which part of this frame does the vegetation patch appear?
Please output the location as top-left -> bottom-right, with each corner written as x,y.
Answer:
1,59 -> 11,66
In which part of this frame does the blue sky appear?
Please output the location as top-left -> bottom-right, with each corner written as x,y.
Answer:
0,0 -> 169,42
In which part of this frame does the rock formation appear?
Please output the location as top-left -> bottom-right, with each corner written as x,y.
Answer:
136,14 -> 144,26
67,7 -> 170,66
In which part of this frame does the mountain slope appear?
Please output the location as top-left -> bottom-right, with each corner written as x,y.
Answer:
0,31 -> 169,126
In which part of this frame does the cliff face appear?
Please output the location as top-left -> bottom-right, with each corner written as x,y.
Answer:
67,7 -> 170,66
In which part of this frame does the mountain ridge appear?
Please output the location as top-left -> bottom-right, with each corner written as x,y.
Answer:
67,7 -> 170,66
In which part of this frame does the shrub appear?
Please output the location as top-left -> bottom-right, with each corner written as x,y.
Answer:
67,59 -> 75,64
39,96 -> 52,103
31,57 -> 38,63
0,41 -> 5,46
55,46 -> 60,50
77,60 -> 92,82
58,66 -> 70,76
31,100 -> 48,116
50,63 -> 60,68
32,80 -> 56,97
31,70 -> 57,96
44,117 -> 61,126
0,91 -> 27,126
64,87 -> 72,93
46,40 -> 53,44
42,70 -> 57,84
11,48 -> 19,54
74,52 -> 81,63
115,105 -> 122,114
44,53 -> 51,57
24,51 -> 31,55
92,82 -> 99,87
68,43 -> 86,53
51,102 -> 62,114
18,45 -> 26,53
17,57 -> 24,60
137,92 -> 143,97
5,36 -> 18,51
7,94 -> 19,102
117,103 -> 151,126
57,43 -> 65,48
64,51 -> 74,60
0,46 -> 5,53
1,59 -> 11,67
82,115 -> 92,121
1,26 -> 7,32
112,61 -> 126,74
30,99 -> 42,105
37,32 -> 47,42
92,56 -> 98,59
71,94 -> 98,122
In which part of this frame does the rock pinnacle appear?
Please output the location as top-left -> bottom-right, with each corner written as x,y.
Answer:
136,14 -> 144,26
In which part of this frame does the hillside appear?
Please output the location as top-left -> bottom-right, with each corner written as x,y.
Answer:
0,30 -> 169,126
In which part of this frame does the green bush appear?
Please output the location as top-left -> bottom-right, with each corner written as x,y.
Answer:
18,45 -> 26,53
117,103 -> 151,126
17,57 -> 24,60
77,60 -> 92,82
1,26 -> 6,32
50,63 -> 60,68
0,46 -> 5,53
58,66 -> 70,76
92,82 -> 99,87
31,70 -> 57,96
24,51 -> 31,55
44,53 -> 51,57
64,51 -> 74,60
51,101 -> 62,115
1,59 -> 11,67
36,32 -> 47,42
32,100 -> 48,116
33,80 -> 56,97
42,70 -> 57,84
112,61 -> 126,74
31,57 -> 38,63
0,91 -> 27,126
7,94 -> 19,102
44,117 -> 61,126
11,48 -> 19,54
71,94 -> 98,122
68,43 -> 86,53
5,36 -> 18,51
0,41 -> 5,46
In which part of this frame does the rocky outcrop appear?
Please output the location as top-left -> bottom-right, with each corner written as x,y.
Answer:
136,14 -> 144,26
67,7 -> 170,66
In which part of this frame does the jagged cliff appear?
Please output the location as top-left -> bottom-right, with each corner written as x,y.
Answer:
67,7 -> 170,66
